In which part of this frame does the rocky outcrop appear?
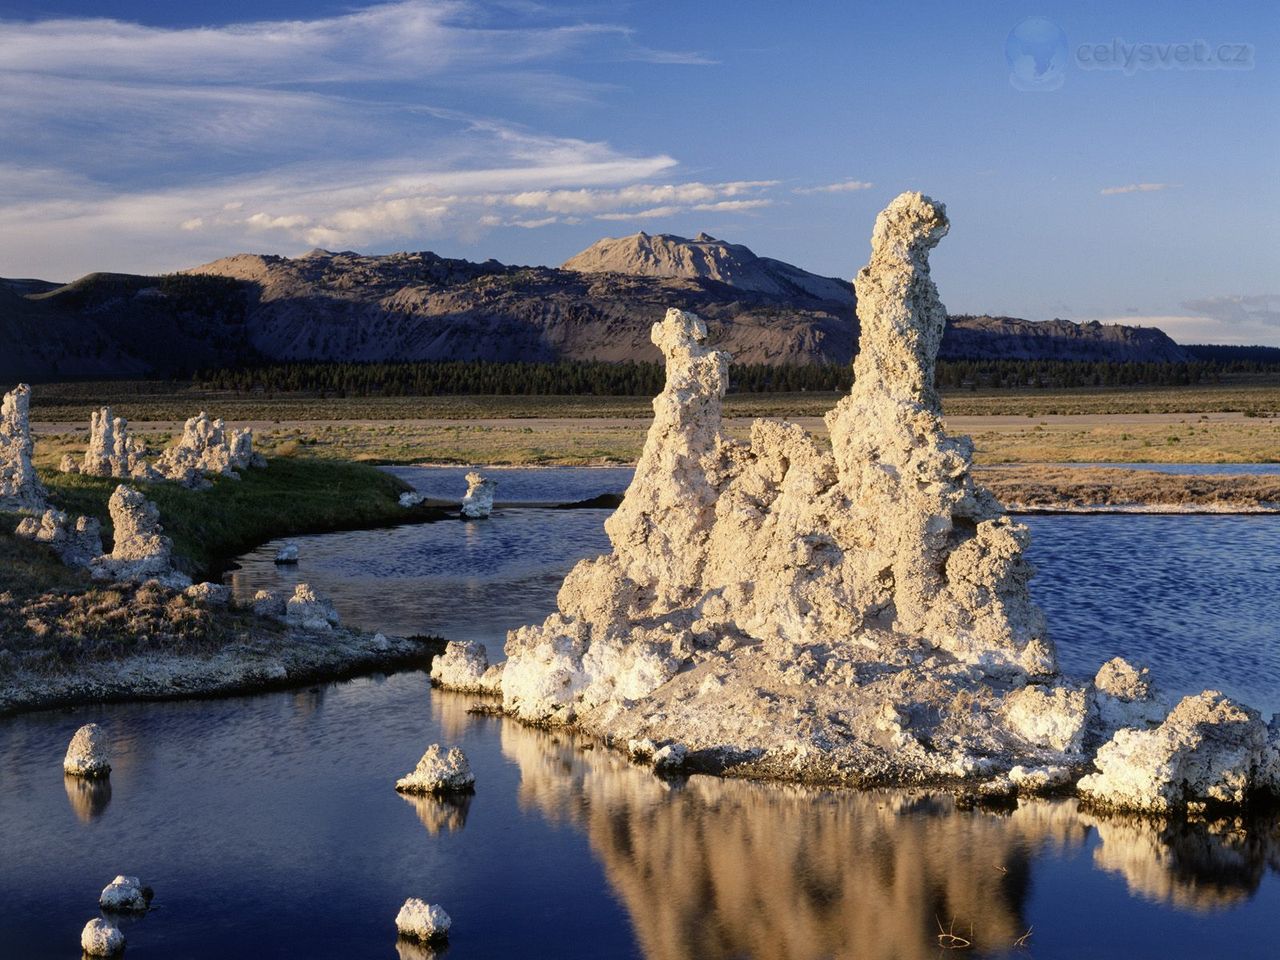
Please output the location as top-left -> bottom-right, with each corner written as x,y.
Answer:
70,407 -> 152,478
80,918 -> 125,957
1078,691 -> 1280,812
285,583 -> 340,631
0,384 -> 45,513
99,875 -> 152,913
460,472 -> 496,518
429,641 -> 503,693
441,192 -> 1277,804
396,744 -> 475,795
89,485 -> 191,588
395,899 -> 452,944
14,508 -> 102,567
64,723 -> 111,778
152,411 -> 262,486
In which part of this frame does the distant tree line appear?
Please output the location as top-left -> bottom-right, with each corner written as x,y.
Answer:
190,355 -> 1280,397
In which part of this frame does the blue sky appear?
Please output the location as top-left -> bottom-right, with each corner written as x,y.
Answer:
1,1 -> 1276,343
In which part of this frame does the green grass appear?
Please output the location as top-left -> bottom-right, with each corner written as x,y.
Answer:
39,458 -> 437,579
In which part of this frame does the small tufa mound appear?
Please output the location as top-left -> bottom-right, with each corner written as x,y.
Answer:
429,641 -> 503,694
1078,690 -> 1280,813
152,411 -> 263,487
395,898 -> 452,944
77,407 -> 153,479
89,485 -> 191,588
285,583 -> 340,631
275,542 -> 300,564
185,581 -> 231,604
14,508 -> 102,568
80,918 -> 125,957
461,471 -> 496,519
399,491 -> 426,508
99,875 -> 153,913
0,383 -> 46,514
396,744 -> 475,795
64,723 -> 111,778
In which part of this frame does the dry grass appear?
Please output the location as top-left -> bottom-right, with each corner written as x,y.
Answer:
981,466 -> 1280,509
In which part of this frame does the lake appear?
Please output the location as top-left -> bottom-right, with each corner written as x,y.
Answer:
1,466 -> 1277,958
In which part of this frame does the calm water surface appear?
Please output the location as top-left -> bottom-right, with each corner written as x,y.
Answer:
3,467 -> 1278,958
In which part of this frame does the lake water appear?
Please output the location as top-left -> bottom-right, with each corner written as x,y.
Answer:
2,467 -> 1278,958
229,467 -> 1280,712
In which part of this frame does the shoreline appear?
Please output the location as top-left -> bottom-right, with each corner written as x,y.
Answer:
0,629 -> 444,719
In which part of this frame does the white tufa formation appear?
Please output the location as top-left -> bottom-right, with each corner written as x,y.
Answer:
439,191 -> 1280,803
285,583 -> 340,631
99,875 -> 152,912
429,641 -> 503,693
64,723 -> 111,778
460,471 -> 496,518
395,899 -> 452,944
1079,691 -> 1280,812
395,744 -> 475,795
14,508 -> 103,567
89,485 -> 191,588
152,411 -> 263,486
275,542 -> 300,564
80,918 -> 125,957
0,384 -> 46,513
70,407 -> 153,478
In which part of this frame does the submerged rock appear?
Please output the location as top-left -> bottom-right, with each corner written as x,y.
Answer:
429,641 -> 503,693
14,508 -> 102,568
396,744 -> 475,795
80,918 -> 125,957
0,384 -> 46,514
1078,691 -> 1278,812
460,471 -> 496,518
395,898 -> 452,944
99,875 -> 153,912
285,583 -> 340,631
89,485 -> 191,588
63,723 -> 111,778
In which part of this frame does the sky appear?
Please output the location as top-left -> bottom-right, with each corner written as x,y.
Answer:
0,0 -> 1276,344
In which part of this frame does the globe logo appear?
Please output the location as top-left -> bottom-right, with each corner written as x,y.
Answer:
1005,17 -> 1068,91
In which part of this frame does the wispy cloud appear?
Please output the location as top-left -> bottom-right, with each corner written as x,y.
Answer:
1099,182 -> 1177,195
794,179 -> 874,195
1092,296 -> 1280,347
0,1 -> 725,276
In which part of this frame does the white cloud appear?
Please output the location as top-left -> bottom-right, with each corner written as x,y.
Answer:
1099,183 -> 1176,196
794,179 -> 873,194
0,2 -> 729,276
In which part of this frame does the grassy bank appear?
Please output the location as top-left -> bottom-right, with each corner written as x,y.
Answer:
38,457 -> 442,579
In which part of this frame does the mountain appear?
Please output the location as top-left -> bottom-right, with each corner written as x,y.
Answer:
942,315 -> 1188,363
2,233 -> 1194,381
562,232 -> 856,304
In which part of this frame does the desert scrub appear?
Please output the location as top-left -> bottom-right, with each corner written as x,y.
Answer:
38,457 -> 443,579
0,563 -> 272,673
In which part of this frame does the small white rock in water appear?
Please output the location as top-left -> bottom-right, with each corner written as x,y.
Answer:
63,723 -> 110,778
395,898 -> 451,943
460,471 -> 496,519
80,918 -> 125,957
396,744 -> 475,794
99,875 -> 152,912
399,491 -> 426,508
275,542 -> 300,564
652,743 -> 688,772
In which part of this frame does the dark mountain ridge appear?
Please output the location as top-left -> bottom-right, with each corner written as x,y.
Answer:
1,234 -> 1199,381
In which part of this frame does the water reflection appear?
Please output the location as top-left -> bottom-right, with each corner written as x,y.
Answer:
494,715 -> 1280,960
400,792 -> 472,836
62,774 -> 111,822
